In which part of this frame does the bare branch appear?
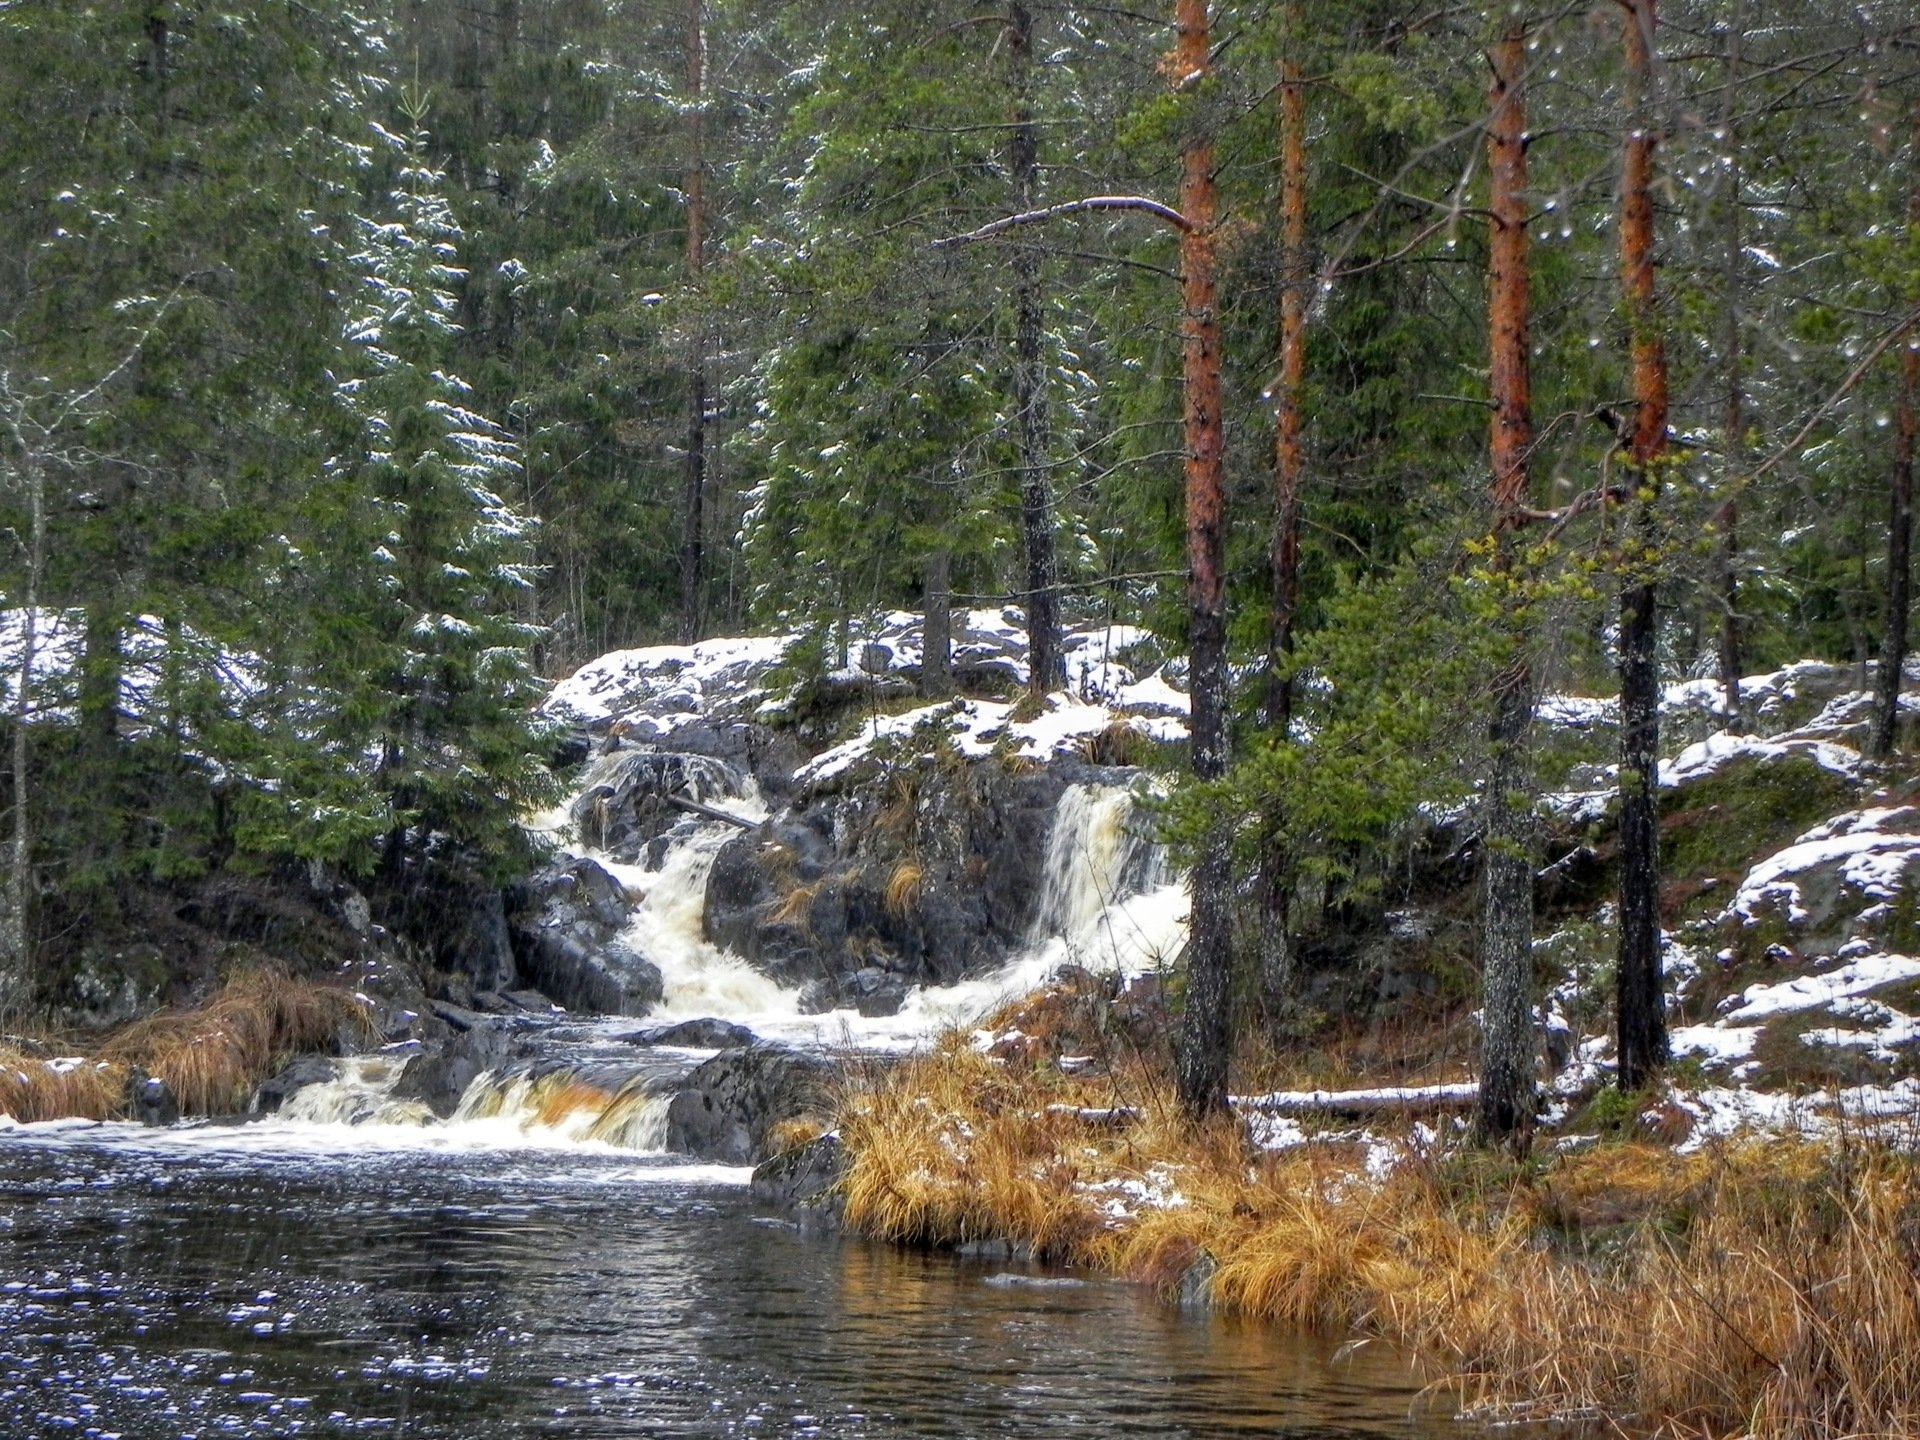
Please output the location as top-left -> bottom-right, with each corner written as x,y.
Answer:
932,195 -> 1192,248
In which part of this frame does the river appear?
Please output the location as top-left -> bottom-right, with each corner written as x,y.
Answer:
3,782 -> 1451,1437
1,1120 -> 1450,1439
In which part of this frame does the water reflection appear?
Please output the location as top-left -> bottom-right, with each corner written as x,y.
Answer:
1,1132 -> 1448,1437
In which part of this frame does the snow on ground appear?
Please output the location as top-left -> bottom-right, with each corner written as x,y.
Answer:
1716,951 -> 1920,1024
1661,730 -> 1863,787
1673,1079 -> 1920,1149
540,608 -> 1190,775
1536,658 -> 1896,822
796,690 -> 1186,787
1723,807 -> 1920,923
541,633 -> 797,732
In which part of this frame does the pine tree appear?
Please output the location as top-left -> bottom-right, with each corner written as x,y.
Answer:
315,106 -> 553,874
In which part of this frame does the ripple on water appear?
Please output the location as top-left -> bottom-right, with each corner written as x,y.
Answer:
1,1134 -> 1460,1438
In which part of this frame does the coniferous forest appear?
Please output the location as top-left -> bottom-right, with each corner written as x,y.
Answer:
5,4 -> 1920,1436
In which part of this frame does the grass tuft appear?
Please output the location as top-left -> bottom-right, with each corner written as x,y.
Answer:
821,1033 -> 1920,1440
884,861 -> 923,919
0,1047 -> 128,1121
98,966 -> 370,1117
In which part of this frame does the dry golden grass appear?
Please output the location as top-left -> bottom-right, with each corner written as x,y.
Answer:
0,1046 -> 128,1121
98,966 -> 370,1117
884,860 -> 923,919
826,1039 -> 1920,1440
767,881 -> 821,928
0,967 -> 368,1122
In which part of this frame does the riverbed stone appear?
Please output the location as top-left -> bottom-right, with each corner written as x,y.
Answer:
131,1071 -> 180,1126
750,1133 -> 847,1231
392,1023 -> 513,1118
703,756 -> 1072,997
569,748 -> 751,862
664,1043 -> 833,1165
508,856 -> 665,1017
251,1054 -> 339,1114
620,1017 -> 760,1050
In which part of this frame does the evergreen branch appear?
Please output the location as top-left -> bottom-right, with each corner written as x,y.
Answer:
931,195 -> 1194,248
1740,301 -> 1920,491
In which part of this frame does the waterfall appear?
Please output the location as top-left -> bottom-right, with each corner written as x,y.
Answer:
1019,783 -> 1182,978
870,785 -> 1187,1036
598,808 -> 803,1025
453,1068 -> 671,1151
1027,784 -> 1165,945
278,1056 -> 435,1128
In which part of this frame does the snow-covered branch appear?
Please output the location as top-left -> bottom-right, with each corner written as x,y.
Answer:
932,195 -> 1194,248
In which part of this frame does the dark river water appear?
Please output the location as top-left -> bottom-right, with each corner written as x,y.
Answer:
0,1122 -> 1451,1439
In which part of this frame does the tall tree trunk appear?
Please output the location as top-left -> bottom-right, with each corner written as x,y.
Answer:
1170,0 -> 1235,1124
1476,16 -> 1537,1150
922,549 -> 954,698
1009,2 -> 1063,698
1715,18 -> 1745,729
678,0 -> 707,645
1267,5 -> 1306,735
1,445 -> 46,1017
1616,0 -> 1669,1092
1257,6 -> 1307,1032
1872,98 -> 1920,760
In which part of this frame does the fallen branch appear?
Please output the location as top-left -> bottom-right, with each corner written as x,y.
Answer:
665,793 -> 759,830
1231,1082 -> 1479,1117
933,195 -> 1193,248
1046,1082 -> 1480,1127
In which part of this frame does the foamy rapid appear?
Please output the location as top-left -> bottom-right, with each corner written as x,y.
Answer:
598,781 -> 1186,1052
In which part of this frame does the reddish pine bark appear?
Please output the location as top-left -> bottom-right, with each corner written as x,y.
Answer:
1171,0 -> 1236,1123
1615,0 -> 1669,1092
1476,16 -> 1538,1150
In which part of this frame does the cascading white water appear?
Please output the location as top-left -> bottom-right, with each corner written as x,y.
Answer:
871,784 -> 1185,1035
1027,784 -> 1168,949
592,781 -> 804,1026
224,772 -> 1189,1146
453,1070 -> 672,1150
279,1056 -> 435,1127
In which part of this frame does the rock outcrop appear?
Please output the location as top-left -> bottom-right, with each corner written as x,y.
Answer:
508,856 -> 663,1016
704,757 -> 1069,1006
663,1043 -> 833,1164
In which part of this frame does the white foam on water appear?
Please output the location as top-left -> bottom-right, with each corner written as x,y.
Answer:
279,1055 -> 435,1128
715,784 -> 1187,1052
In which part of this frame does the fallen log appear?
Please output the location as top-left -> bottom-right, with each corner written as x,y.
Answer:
1045,1082 -> 1479,1129
666,793 -> 759,830
1231,1082 -> 1478,1118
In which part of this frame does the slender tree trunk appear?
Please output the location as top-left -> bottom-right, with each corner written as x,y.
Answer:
1715,19 -> 1745,729
922,549 -> 954,698
1009,2 -> 1063,699
1170,0 -> 1235,1124
678,0 -> 707,645
2,445 -> 45,1016
1616,0 -> 1669,1092
1872,98 -> 1920,760
1257,7 -> 1307,1031
1267,7 -> 1306,736
1476,16 -> 1538,1150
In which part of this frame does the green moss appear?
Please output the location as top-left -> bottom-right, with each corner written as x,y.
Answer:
1882,884 -> 1920,956
1659,755 -> 1854,885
